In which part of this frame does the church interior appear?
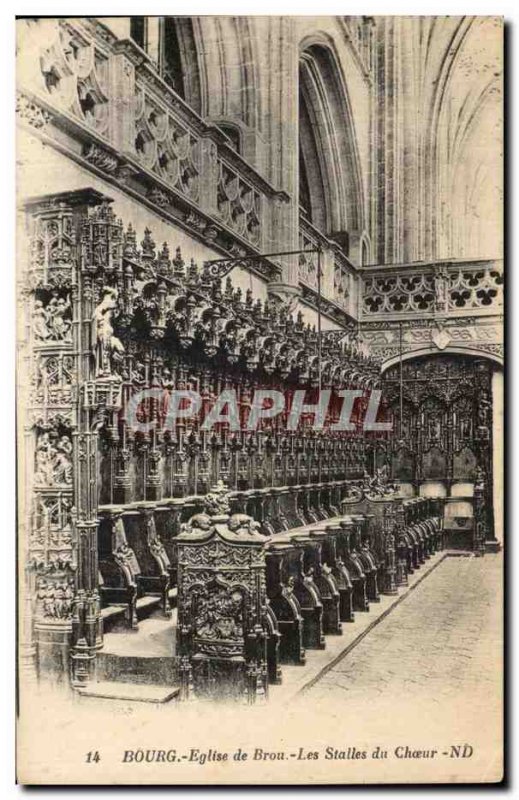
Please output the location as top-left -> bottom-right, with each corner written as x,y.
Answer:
16,16 -> 503,703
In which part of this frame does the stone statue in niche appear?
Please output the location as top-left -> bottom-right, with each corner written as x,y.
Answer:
130,360 -> 146,388
48,296 -> 72,340
94,287 -> 124,378
35,431 -> 55,485
54,435 -> 73,484
460,417 -> 472,440
428,415 -> 442,442
36,578 -> 75,620
434,267 -> 449,312
161,367 -> 174,390
33,300 -> 51,340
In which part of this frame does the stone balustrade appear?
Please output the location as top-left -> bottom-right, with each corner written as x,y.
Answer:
16,18 -> 288,280
361,259 -> 504,320
298,216 -> 359,321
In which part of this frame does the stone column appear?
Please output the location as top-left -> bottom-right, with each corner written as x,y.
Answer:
22,191 -> 106,682
22,189 -> 124,687
265,17 -> 300,290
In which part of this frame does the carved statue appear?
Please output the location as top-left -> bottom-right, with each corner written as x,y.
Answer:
434,267 -> 449,311
145,514 -> 171,570
34,432 -> 55,486
361,464 -> 396,498
54,435 -> 73,484
460,418 -> 472,439
32,300 -> 51,340
474,465 -> 486,492
37,578 -> 74,620
48,296 -> 72,341
477,391 -> 491,429
181,513 -> 213,537
228,513 -> 262,537
342,483 -> 363,503
161,367 -> 174,390
35,431 -> 73,487
203,480 -> 231,517
429,416 -> 441,442
33,295 -> 72,342
94,287 -> 124,378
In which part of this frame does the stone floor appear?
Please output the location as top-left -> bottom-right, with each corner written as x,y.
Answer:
305,552 -> 503,706
269,550 -> 448,702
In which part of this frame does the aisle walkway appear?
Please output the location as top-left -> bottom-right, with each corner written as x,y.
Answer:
305,553 -> 503,706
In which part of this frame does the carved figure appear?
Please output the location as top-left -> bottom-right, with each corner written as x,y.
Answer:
435,267 -> 449,311
228,513 -> 259,536
54,435 -> 73,484
37,579 -> 74,619
474,465 -> 486,492
49,296 -> 72,341
195,586 -> 244,640
94,287 -> 125,378
33,300 -> 51,340
477,392 -> 491,428
181,513 -> 214,536
35,431 -> 73,486
34,432 -> 55,486
112,516 -> 141,577
203,480 -> 231,516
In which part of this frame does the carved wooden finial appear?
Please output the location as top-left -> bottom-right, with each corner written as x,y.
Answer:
203,480 -> 231,517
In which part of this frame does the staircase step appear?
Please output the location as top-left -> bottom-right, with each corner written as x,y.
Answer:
101,604 -> 127,622
136,594 -> 162,618
102,612 -> 177,657
98,613 -> 178,685
97,653 -> 178,686
78,681 -> 180,703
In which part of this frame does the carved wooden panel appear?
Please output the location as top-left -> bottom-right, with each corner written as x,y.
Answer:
383,354 -> 495,536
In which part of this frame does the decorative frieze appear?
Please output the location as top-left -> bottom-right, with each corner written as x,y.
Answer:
16,91 -> 52,130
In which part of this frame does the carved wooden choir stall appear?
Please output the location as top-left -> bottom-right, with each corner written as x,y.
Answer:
19,189 -> 492,700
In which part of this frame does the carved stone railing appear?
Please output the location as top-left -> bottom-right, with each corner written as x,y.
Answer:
298,217 -> 358,323
361,259 -> 504,320
16,18 -> 288,278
